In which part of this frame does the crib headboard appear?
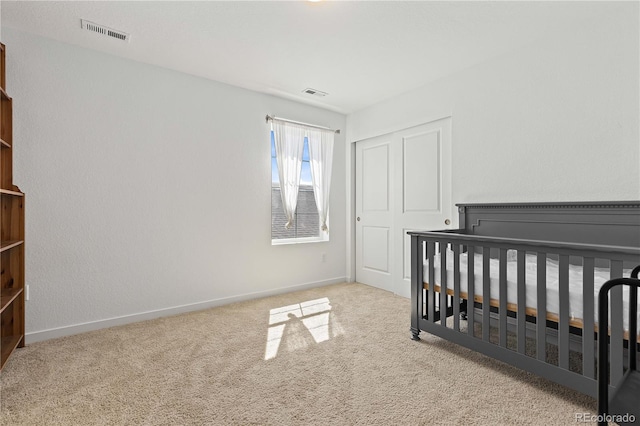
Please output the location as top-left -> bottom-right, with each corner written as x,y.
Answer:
457,201 -> 640,248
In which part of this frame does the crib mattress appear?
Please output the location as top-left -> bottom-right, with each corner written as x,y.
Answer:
424,250 -> 636,329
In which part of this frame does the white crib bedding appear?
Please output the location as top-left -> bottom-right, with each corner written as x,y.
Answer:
424,249 -> 637,328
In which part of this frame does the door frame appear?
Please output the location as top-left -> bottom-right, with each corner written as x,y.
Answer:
346,114 -> 453,295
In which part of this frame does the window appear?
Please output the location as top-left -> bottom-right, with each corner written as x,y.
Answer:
271,132 -> 325,243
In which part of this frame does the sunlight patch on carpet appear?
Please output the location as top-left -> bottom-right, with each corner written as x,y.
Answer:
264,297 -> 342,360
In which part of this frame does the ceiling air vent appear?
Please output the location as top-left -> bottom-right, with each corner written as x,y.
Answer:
81,19 -> 130,42
303,88 -> 328,97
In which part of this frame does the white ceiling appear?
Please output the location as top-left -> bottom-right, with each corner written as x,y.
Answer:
0,1 -> 626,114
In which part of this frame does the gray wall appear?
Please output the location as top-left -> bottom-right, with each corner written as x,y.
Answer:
4,28 -> 347,341
345,5 -> 639,281
347,5 -> 639,204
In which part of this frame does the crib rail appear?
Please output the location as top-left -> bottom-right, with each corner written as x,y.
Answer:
413,230 -> 640,257
409,229 -> 640,397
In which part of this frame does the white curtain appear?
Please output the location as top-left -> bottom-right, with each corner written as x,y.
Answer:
307,128 -> 334,232
273,121 -> 305,229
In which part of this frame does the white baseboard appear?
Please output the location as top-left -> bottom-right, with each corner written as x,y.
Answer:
26,277 -> 347,344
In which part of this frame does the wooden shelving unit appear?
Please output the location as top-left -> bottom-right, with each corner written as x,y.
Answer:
0,42 -> 25,371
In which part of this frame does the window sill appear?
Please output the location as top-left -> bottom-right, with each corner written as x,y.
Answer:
271,236 -> 329,246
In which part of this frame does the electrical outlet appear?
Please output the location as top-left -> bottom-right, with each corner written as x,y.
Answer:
25,285 -> 29,301
321,253 -> 326,262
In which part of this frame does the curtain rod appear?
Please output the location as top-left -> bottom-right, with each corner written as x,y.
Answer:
265,115 -> 340,134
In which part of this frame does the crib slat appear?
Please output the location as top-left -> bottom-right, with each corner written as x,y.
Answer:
427,241 -> 436,323
499,248 -> 507,348
467,245 -> 475,337
629,285 -> 637,371
629,285 -> 638,370
517,250 -> 526,355
440,242 -> 448,326
582,257 -> 595,379
411,236 -> 424,339
483,248 -> 491,342
537,252 -> 547,362
610,260 -> 624,385
558,254 -> 570,370
453,244 -> 461,332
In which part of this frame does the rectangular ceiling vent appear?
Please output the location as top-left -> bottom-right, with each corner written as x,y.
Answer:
81,19 -> 130,42
303,88 -> 328,97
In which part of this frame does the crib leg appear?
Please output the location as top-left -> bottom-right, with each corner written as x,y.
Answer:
410,328 -> 421,341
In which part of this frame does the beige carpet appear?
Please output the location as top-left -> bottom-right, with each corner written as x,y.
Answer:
1,283 -> 597,425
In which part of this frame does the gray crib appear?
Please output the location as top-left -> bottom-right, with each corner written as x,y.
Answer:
409,201 -> 640,397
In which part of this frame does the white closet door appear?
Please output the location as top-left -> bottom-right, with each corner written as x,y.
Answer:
355,118 -> 452,296
355,134 -> 394,292
393,118 -> 452,298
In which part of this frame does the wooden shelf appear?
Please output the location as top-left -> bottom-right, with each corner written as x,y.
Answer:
0,188 -> 24,197
0,42 -> 4,91
0,335 -> 22,369
0,287 -> 23,314
0,240 -> 24,253
1,89 -> 13,189
0,43 -> 24,372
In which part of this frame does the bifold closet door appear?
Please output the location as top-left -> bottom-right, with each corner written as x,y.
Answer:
355,134 -> 394,292
355,118 -> 452,296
